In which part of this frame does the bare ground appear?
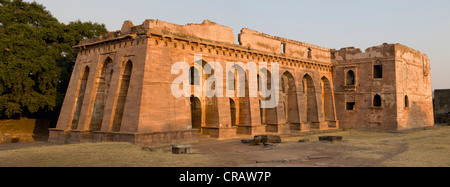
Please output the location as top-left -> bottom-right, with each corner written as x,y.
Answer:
0,125 -> 449,167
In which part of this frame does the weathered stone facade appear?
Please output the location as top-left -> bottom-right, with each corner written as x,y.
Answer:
332,44 -> 434,130
49,19 -> 434,146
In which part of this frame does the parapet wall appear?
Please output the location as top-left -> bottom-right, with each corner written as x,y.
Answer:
332,43 -> 396,62
78,19 -> 331,64
239,28 -> 331,63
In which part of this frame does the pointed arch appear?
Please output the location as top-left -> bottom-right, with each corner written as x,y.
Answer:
112,60 -> 133,132
71,66 -> 90,130
346,70 -> 355,86
189,66 -> 200,85
259,68 -> 277,124
203,60 -> 219,127
281,71 -> 299,124
190,96 -> 202,131
373,94 -> 382,107
321,76 -> 335,121
233,64 -> 251,125
90,57 -> 114,131
303,74 -> 318,123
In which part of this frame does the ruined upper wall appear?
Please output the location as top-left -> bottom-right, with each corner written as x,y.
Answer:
332,43 -> 430,71
141,19 -> 235,44
394,44 -> 430,72
76,19 -> 332,64
332,43 -> 396,62
332,43 -> 429,61
77,19 -> 236,47
239,28 -> 331,63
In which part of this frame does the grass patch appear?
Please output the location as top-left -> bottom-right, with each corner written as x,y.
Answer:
0,142 -> 219,167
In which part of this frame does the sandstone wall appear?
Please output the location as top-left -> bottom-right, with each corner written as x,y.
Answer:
333,44 -> 399,130
332,43 -> 434,130
394,44 -> 434,129
239,28 -> 331,64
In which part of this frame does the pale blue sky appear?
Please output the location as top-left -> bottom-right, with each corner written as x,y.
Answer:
25,0 -> 450,90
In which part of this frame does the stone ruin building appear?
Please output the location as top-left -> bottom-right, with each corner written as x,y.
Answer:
48,19 -> 434,146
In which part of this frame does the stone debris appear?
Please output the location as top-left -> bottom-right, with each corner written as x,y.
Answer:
242,135 -> 282,146
171,144 -> 192,154
298,138 -> 310,143
256,135 -> 282,144
319,136 -> 343,143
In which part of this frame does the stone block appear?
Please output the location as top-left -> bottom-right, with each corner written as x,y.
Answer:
255,135 -> 282,144
250,136 -> 262,146
172,144 -> 192,154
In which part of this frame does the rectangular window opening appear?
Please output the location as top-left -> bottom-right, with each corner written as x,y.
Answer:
374,65 -> 383,79
346,102 -> 356,111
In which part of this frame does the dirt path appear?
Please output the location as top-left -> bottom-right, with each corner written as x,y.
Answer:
191,126 -> 449,167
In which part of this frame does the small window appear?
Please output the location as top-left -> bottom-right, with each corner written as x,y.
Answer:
281,43 -> 286,54
374,65 -> 383,79
405,95 -> 409,108
346,102 -> 356,111
346,70 -> 355,86
307,48 -> 312,58
373,94 -> 382,107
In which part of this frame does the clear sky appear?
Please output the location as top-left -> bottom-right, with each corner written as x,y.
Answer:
25,0 -> 450,90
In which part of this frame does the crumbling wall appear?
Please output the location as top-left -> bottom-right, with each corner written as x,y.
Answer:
332,43 -> 434,130
121,19 -> 236,44
238,28 -> 331,64
332,44 -> 398,130
394,44 -> 434,129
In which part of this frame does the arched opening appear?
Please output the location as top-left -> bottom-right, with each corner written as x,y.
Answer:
307,48 -> 312,58
303,74 -> 318,123
190,96 -> 202,131
259,68 -> 277,125
321,77 -> 335,122
373,94 -> 382,107
280,71 -> 299,124
227,70 -> 236,91
90,57 -> 114,131
71,66 -> 90,130
346,70 -> 355,86
203,61 -> 219,127
233,64 -> 251,126
189,67 -> 200,85
112,61 -> 132,132
230,98 -> 236,126
405,95 -> 409,108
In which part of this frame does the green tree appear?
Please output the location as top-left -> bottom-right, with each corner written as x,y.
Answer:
0,0 -> 107,119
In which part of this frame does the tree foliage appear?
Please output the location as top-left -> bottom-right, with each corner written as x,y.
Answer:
0,0 -> 107,118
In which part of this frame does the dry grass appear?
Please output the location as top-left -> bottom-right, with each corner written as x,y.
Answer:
0,142 -> 218,167
0,125 -> 449,167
